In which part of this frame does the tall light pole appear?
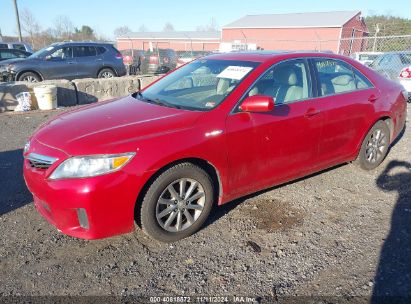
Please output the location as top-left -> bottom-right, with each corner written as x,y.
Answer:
12,0 -> 23,42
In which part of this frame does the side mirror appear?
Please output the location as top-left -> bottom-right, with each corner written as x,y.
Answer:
45,55 -> 51,61
239,95 -> 275,113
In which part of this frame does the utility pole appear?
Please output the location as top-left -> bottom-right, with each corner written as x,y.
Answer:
12,0 -> 23,42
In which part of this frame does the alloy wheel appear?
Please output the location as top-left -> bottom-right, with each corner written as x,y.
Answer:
23,76 -> 38,82
101,71 -> 114,78
155,178 -> 205,232
365,128 -> 387,164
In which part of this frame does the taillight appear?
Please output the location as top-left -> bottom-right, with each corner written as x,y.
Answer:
399,66 -> 411,78
115,52 -> 123,60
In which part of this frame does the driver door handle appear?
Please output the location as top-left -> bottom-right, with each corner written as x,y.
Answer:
304,108 -> 321,118
67,61 -> 75,65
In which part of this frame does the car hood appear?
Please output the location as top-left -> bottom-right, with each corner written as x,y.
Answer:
34,95 -> 204,155
0,58 -> 31,66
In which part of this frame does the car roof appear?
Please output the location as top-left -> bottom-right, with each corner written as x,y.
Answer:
203,51 -> 345,63
51,41 -> 113,47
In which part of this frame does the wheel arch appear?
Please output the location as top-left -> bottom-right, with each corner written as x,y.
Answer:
134,157 -> 223,224
354,115 -> 393,159
16,70 -> 44,81
97,66 -> 117,77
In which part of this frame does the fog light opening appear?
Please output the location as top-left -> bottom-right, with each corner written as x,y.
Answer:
77,208 -> 89,229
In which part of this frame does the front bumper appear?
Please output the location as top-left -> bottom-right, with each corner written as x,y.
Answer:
1,70 -> 16,82
23,139 -> 141,239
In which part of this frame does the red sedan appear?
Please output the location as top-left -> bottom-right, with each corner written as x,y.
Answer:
23,52 -> 407,242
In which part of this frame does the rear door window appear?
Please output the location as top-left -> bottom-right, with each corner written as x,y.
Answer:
73,46 -> 97,57
314,58 -> 359,96
0,43 -> 8,48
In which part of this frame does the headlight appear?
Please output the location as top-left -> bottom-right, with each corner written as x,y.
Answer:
23,140 -> 31,154
49,153 -> 135,180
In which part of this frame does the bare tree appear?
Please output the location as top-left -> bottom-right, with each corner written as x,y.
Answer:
138,24 -> 148,32
20,8 -> 41,48
53,15 -> 73,40
196,18 -> 219,32
163,22 -> 175,32
114,26 -> 132,38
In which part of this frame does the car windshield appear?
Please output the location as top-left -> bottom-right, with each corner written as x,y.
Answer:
29,45 -> 56,58
135,59 -> 260,111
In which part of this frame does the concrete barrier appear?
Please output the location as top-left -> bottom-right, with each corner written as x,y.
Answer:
73,75 -> 141,105
0,74 -> 161,112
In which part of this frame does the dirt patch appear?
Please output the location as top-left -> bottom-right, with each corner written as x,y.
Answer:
240,199 -> 304,232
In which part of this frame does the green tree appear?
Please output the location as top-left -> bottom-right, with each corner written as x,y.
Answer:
74,25 -> 95,40
365,15 -> 411,36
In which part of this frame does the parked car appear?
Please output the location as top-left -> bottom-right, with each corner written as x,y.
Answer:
147,48 -> 178,74
369,51 -> 411,81
0,42 -> 126,82
352,51 -> 383,66
120,49 -> 146,75
0,48 -> 31,61
0,41 -> 33,52
176,51 -> 210,67
399,65 -> 411,102
369,51 -> 411,102
23,52 -> 407,242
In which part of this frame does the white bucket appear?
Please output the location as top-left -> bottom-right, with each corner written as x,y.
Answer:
33,85 -> 57,110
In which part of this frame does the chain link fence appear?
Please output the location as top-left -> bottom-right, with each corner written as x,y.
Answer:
120,35 -> 411,93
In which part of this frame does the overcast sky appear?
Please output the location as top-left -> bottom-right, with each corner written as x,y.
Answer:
1,0 -> 410,39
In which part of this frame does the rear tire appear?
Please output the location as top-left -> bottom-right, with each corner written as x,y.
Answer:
18,72 -> 41,82
355,121 -> 390,170
140,163 -> 214,242
97,68 -> 116,78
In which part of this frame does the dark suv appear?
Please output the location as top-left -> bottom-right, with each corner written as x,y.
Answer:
0,42 -> 126,82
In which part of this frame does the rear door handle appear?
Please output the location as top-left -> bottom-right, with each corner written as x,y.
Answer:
96,58 -> 103,61
368,94 -> 378,103
304,108 -> 321,118
67,61 -> 75,65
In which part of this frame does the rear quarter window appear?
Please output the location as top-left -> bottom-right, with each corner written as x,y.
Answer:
96,47 -> 107,55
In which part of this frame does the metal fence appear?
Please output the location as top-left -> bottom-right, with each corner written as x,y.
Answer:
121,35 -> 411,88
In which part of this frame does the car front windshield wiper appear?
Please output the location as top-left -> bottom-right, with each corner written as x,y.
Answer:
136,92 -> 182,109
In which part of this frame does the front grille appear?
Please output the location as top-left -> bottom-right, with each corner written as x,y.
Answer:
26,153 -> 58,170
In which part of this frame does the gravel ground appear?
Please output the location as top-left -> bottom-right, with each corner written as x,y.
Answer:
0,106 -> 410,303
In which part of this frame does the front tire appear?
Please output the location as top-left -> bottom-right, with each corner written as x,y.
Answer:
97,68 -> 116,78
355,120 -> 390,170
140,163 -> 214,242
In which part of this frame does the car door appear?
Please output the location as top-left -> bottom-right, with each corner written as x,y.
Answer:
311,57 -> 378,168
41,46 -> 77,80
73,46 -> 100,78
225,58 -> 323,197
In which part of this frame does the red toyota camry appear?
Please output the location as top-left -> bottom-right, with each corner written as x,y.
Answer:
23,52 -> 407,242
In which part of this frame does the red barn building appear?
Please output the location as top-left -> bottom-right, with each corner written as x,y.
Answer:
221,11 -> 368,54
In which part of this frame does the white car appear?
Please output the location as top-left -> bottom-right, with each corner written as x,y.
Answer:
399,66 -> 411,103
352,52 -> 383,66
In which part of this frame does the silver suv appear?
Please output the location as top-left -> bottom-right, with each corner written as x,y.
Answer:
0,42 -> 33,53
0,42 -> 126,82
